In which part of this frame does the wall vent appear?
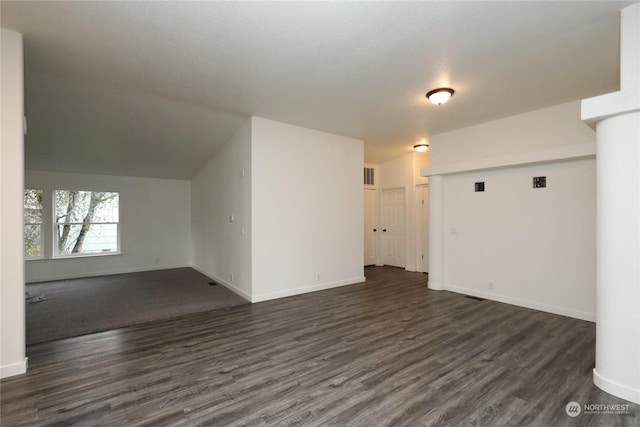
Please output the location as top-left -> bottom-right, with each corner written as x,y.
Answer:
533,176 -> 547,188
364,167 -> 375,185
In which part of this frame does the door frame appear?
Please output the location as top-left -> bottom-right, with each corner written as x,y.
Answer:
416,184 -> 429,273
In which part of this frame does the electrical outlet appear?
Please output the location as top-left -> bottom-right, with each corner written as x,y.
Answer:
316,273 -> 321,281
230,273 -> 234,282
154,257 -> 159,264
488,281 -> 494,290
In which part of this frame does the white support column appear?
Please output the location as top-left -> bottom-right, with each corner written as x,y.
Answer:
427,175 -> 444,290
1,28 -> 27,378
582,3 -> 640,405
592,111 -> 640,404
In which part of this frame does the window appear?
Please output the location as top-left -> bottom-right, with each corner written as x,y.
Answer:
24,189 -> 44,259
54,190 -> 119,257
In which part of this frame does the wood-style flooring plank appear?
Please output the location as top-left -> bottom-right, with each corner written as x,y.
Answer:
1,267 -> 638,426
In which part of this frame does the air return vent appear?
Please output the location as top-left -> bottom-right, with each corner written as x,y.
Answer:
533,176 -> 547,188
364,167 -> 375,185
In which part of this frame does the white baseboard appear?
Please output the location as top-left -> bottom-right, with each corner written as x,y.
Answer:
26,264 -> 192,284
594,368 -> 640,404
189,265 -> 252,302
251,276 -> 366,303
445,284 -> 595,322
1,358 -> 27,379
406,267 -> 429,273
428,281 -> 445,290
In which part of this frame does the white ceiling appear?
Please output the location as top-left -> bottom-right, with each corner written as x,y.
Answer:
1,1 -> 634,179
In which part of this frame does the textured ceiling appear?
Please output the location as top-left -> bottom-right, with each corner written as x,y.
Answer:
1,1 -> 634,179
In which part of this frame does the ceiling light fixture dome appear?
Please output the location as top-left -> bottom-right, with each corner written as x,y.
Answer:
426,88 -> 455,105
413,143 -> 429,153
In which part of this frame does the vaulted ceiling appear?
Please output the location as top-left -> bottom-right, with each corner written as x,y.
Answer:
1,1 -> 634,179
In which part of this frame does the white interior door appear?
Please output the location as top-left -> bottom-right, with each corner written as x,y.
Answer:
364,189 -> 377,266
382,188 -> 405,268
418,185 -> 429,272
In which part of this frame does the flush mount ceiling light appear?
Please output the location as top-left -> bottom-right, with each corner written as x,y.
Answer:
413,143 -> 429,153
426,88 -> 455,105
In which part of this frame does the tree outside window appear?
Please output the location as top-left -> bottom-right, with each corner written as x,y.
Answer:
24,189 -> 43,259
54,190 -> 119,256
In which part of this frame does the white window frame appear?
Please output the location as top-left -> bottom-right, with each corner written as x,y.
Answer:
53,190 -> 121,258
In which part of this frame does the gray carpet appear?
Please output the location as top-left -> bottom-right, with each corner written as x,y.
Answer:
26,268 -> 249,345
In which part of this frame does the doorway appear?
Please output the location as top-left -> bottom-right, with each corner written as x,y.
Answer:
364,189 -> 378,266
381,188 -> 405,268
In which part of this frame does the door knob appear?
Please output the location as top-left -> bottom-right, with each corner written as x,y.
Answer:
382,229 -> 387,232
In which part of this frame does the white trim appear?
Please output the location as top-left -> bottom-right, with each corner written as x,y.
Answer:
420,143 -> 596,177
582,87 -> 640,127
428,281 -> 444,291
380,185 -> 405,192
445,283 -> 595,322
26,264 -> 191,284
415,183 -> 429,273
594,368 -> 640,404
1,358 -> 27,379
49,251 -> 121,260
251,276 -> 366,303
189,265 -> 252,302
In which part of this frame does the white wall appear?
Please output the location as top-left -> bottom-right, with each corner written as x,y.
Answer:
251,117 -> 364,301
427,100 -> 597,321
191,119 -> 252,299
443,159 -> 596,320
1,28 -> 27,378
25,170 -> 191,282
430,101 -> 595,166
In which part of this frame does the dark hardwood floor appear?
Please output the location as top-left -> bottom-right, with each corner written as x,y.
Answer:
1,267 -> 638,426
